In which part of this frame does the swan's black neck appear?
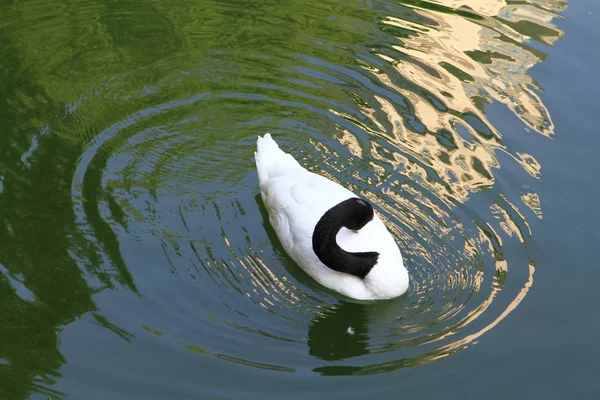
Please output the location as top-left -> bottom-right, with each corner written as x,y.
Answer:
312,198 -> 379,279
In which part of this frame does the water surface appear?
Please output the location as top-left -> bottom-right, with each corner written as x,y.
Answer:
1,0 -> 599,399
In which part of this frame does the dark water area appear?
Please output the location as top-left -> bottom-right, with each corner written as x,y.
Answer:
0,0 -> 598,398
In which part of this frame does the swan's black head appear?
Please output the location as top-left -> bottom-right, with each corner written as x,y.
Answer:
312,197 -> 379,279
339,198 -> 374,230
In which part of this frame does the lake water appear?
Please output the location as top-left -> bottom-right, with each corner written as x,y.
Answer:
1,0 -> 599,399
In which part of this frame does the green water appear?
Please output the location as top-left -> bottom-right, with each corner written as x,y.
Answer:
1,0 -> 599,398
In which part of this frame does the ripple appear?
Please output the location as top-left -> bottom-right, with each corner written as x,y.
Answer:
27,0 -> 562,390
68,97 -> 537,379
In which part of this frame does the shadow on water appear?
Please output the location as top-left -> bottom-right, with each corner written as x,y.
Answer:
308,302 -> 370,362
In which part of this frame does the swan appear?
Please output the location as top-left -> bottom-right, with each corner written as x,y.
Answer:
255,133 -> 409,300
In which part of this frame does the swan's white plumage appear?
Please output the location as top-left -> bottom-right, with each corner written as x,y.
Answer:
255,133 -> 409,300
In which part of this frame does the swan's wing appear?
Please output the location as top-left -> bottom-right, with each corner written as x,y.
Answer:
291,172 -> 356,212
284,172 -> 397,256
260,169 -> 355,250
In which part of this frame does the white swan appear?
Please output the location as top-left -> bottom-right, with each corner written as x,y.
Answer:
255,134 -> 409,300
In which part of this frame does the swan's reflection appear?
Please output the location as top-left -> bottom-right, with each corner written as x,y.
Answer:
308,301 -> 370,361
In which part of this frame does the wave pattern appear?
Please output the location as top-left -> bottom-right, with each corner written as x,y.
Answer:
0,0 -> 564,396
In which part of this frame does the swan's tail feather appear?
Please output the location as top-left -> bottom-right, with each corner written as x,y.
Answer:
255,133 -> 302,183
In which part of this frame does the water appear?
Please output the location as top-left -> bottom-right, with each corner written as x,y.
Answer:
1,0 -> 599,398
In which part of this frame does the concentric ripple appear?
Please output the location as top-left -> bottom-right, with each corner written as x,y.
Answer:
1,0 -> 563,392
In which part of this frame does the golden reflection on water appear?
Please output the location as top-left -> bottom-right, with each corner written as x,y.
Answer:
337,0 -> 565,209
381,0 -> 563,137
338,129 -> 364,158
333,0 -> 562,211
515,152 -> 542,179
386,260 -> 536,371
434,261 -> 535,356
315,0 -> 558,369
522,192 -> 543,219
